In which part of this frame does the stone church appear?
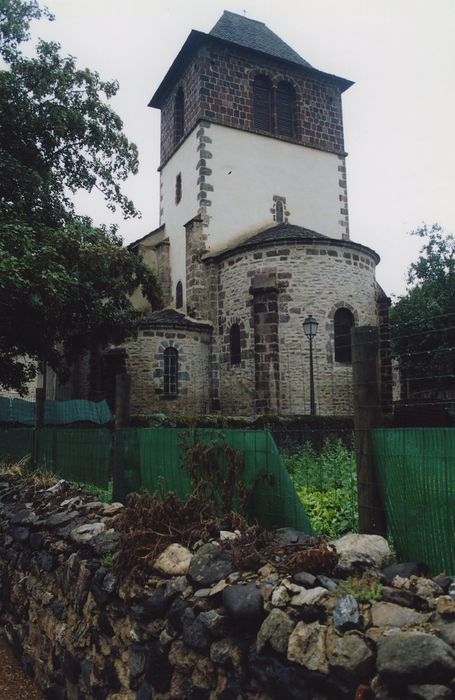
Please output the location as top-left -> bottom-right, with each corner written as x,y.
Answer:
59,11 -> 390,416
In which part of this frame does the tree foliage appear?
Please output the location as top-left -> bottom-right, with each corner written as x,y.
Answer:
0,0 -> 162,394
390,224 -> 455,399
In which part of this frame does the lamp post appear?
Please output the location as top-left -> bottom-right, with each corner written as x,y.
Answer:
303,314 -> 318,416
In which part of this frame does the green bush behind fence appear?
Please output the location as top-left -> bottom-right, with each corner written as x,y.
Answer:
372,428 -> 455,575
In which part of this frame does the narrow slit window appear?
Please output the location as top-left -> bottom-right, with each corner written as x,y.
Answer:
334,308 -> 355,363
164,347 -> 178,395
175,173 -> 182,204
276,200 -> 284,224
175,281 -> 183,309
230,324 -> 241,365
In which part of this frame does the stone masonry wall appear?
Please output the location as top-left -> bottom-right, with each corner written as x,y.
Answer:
215,242 -> 378,416
1,476 -> 455,700
125,326 -> 212,415
159,42 -> 346,168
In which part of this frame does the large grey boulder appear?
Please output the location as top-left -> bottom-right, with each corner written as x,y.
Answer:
333,533 -> 395,575
376,631 -> 455,683
187,542 -> 234,587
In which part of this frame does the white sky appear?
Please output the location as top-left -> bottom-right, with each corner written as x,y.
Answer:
29,0 -> 455,298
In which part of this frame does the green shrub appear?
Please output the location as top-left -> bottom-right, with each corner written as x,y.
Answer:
284,439 -> 358,538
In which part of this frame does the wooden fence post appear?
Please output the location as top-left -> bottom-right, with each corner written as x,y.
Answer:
112,374 -> 130,502
351,326 -> 387,536
33,387 -> 45,468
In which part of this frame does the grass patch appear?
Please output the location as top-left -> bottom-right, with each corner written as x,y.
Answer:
284,439 -> 358,539
69,480 -> 113,503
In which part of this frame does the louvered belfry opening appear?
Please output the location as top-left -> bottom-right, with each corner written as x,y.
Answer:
175,281 -> 183,309
174,87 -> 184,143
276,82 -> 294,136
253,75 -> 272,132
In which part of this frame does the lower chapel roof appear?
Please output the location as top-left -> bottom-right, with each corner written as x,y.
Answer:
139,309 -> 212,332
205,223 -> 381,265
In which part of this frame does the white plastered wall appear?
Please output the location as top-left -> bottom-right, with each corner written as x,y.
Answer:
160,122 -> 345,304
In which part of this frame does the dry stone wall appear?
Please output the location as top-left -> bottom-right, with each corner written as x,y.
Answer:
1,477 -> 455,700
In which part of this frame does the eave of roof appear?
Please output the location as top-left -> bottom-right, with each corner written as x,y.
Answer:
128,224 -> 165,249
149,29 -> 353,109
204,223 -> 380,265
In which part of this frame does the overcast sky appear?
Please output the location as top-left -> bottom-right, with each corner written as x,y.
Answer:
29,0 -> 455,298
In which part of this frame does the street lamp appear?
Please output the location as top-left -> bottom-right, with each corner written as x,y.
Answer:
303,314 -> 318,416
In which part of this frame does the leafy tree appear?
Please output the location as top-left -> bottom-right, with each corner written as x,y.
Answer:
390,224 -> 455,400
0,0 -> 162,394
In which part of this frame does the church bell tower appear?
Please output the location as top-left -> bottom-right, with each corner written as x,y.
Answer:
149,11 -> 353,307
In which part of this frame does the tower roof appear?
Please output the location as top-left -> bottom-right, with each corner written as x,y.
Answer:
150,12 -> 353,108
209,11 -> 313,68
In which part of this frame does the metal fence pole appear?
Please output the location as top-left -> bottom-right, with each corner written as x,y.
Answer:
112,374 -> 130,503
352,326 -> 387,536
33,387 -> 45,469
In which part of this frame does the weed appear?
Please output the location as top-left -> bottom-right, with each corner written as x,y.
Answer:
333,573 -> 383,602
101,553 -> 113,568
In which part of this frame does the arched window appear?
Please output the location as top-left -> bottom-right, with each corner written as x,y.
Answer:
174,88 -> 184,143
175,281 -> 183,309
253,75 -> 272,132
230,324 -> 241,365
276,82 -> 295,136
275,200 -> 284,224
334,308 -> 355,363
164,347 -> 178,395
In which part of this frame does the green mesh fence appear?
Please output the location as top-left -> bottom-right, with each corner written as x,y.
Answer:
0,428 -> 34,463
0,396 -> 112,425
116,428 -> 312,533
372,428 -> 455,575
36,428 -> 111,488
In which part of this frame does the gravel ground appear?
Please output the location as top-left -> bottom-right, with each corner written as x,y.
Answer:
0,637 -> 43,699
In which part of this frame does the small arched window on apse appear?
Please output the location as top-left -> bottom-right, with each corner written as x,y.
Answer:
175,281 -> 183,309
334,308 -> 355,363
174,87 -> 184,143
276,82 -> 295,137
230,324 -> 241,365
275,200 -> 284,224
164,347 -> 179,396
253,75 -> 272,132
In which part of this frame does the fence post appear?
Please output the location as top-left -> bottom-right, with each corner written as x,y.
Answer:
112,374 -> 130,502
351,326 -> 387,536
32,387 -> 45,468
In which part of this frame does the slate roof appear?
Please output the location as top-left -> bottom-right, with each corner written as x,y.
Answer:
206,223 -> 380,264
139,309 -> 212,332
209,11 -> 312,68
149,12 -> 352,108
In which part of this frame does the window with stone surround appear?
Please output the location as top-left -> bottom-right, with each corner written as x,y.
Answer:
175,173 -> 182,205
253,75 -> 272,132
163,347 -> 178,395
334,308 -> 355,363
174,88 -> 184,143
230,324 -> 241,365
276,82 -> 295,136
175,281 -> 183,309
